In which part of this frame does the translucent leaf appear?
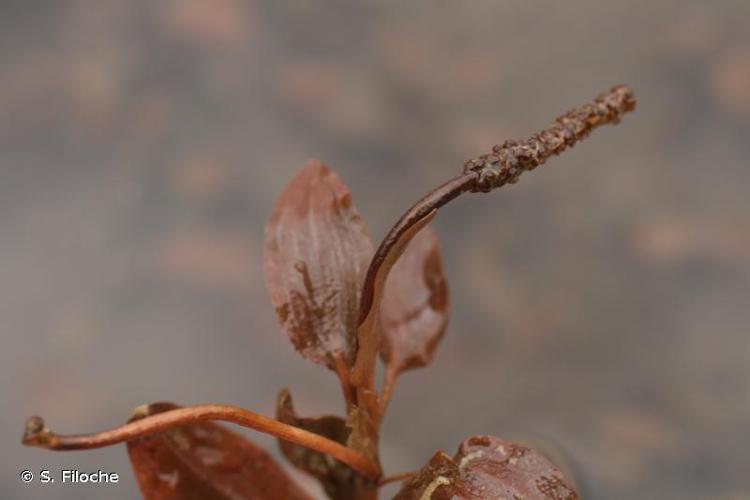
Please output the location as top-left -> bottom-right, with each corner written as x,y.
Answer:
126,402 -> 311,500
264,161 -> 373,372
394,435 -> 579,500
380,226 -> 449,375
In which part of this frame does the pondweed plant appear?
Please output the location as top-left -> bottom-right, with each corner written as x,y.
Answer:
22,86 -> 635,499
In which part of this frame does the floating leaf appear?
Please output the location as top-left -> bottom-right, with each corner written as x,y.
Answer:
380,226 -> 449,375
276,389 -> 357,499
394,435 -> 579,500
264,161 -> 373,372
126,402 -> 311,500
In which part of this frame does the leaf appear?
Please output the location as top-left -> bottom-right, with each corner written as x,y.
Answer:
379,226 -> 449,375
126,402 -> 311,500
264,161 -> 374,372
276,389 -> 357,499
393,435 -> 579,500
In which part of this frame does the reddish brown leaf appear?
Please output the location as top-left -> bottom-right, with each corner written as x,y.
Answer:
394,435 -> 579,500
380,226 -> 449,375
126,402 -> 311,500
264,161 -> 373,371
276,389 -> 357,499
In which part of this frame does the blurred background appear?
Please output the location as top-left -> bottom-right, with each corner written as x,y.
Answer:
2,1 -> 749,498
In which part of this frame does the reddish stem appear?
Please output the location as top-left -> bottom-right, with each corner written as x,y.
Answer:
353,85 -> 636,400
357,173 -> 478,327
22,405 -> 380,479
378,366 -> 399,419
351,174 -> 477,394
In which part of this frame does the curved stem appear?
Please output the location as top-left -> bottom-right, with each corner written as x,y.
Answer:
353,85 -> 636,399
22,405 -> 380,479
351,174 -> 478,393
357,173 -> 478,328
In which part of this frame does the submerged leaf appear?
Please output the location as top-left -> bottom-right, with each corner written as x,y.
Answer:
380,226 -> 449,375
126,402 -> 311,500
264,161 -> 373,372
276,389 -> 357,499
394,435 -> 579,500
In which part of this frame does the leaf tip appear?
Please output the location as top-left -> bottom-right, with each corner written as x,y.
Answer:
301,158 -> 328,172
295,160 -> 336,186
276,388 -> 292,410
